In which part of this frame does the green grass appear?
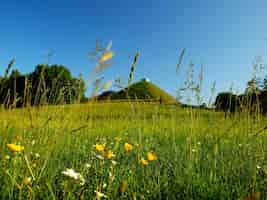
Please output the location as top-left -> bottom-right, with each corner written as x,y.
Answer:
1,102 -> 267,199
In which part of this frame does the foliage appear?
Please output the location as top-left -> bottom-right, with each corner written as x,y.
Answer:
214,78 -> 266,114
0,63 -> 86,107
214,92 -> 240,113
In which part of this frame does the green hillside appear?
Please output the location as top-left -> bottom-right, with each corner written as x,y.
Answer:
97,79 -> 177,104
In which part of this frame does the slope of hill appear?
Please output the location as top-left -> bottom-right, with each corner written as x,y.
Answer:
96,79 -> 177,104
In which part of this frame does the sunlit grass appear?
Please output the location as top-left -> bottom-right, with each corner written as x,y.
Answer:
0,102 -> 267,199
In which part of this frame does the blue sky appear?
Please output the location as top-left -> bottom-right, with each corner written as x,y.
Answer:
1,0 -> 267,102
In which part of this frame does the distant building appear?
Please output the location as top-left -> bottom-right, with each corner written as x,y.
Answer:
141,78 -> 150,82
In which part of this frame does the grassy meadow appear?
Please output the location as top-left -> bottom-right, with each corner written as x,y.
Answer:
1,101 -> 267,199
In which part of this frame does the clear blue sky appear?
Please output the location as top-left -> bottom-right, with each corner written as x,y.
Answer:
1,0 -> 267,102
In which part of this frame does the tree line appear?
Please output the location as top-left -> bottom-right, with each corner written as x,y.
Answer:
214,78 -> 267,115
0,61 -> 87,108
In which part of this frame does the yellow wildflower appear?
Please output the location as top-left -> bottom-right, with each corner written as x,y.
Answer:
147,152 -> 157,161
95,144 -> 105,152
7,143 -> 24,153
104,150 -> 114,159
124,143 -> 133,152
98,51 -> 113,63
140,158 -> 149,166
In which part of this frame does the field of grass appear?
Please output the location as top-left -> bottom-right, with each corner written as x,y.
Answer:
1,102 -> 267,199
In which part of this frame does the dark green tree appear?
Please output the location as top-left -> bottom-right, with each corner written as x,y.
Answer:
214,92 -> 240,115
0,63 -> 86,108
29,64 -> 86,105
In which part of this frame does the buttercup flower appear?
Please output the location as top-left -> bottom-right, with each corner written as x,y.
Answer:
147,152 -> 157,161
95,144 -> 105,152
124,143 -> 133,152
140,158 -> 149,166
62,168 -> 85,185
104,150 -> 115,159
7,143 -> 24,153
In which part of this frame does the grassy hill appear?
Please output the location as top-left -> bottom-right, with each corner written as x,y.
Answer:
96,79 -> 177,104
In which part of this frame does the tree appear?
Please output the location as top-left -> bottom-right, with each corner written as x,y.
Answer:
214,92 -> 240,114
29,64 -> 86,105
0,64 -> 86,107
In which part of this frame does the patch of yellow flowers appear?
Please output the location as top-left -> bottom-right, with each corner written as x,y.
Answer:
94,139 -> 157,167
140,152 -> 158,166
95,143 -> 115,159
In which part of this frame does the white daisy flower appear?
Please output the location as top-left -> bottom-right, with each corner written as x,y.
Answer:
62,168 -> 85,185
